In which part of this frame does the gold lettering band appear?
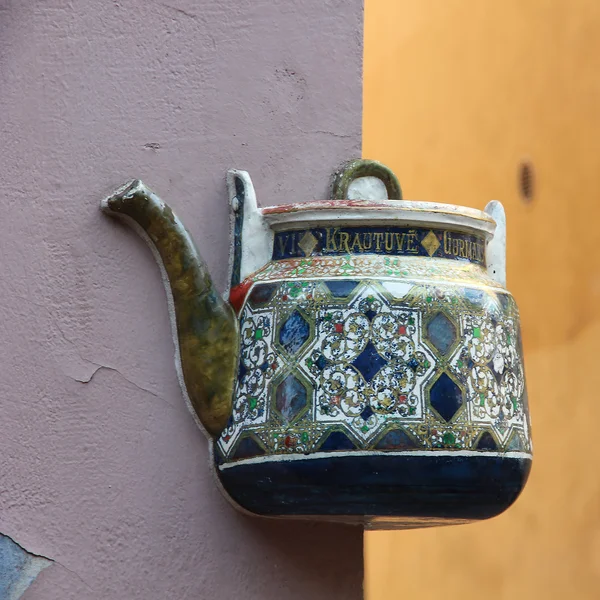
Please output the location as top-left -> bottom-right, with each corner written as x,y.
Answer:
272,227 -> 486,265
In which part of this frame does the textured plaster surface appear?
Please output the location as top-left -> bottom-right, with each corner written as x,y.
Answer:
0,1 -> 363,598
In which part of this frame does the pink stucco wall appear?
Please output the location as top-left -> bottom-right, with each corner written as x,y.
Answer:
0,1 -> 363,597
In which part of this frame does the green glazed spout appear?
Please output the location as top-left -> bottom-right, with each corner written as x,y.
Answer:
101,180 -> 239,437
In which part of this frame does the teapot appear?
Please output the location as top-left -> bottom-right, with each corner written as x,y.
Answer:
101,160 -> 531,529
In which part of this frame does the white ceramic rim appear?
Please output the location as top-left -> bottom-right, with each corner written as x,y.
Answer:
261,199 -> 496,238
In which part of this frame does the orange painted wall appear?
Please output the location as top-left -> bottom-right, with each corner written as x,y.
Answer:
363,1 -> 600,598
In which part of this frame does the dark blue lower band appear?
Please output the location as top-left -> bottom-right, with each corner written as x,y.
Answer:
217,454 -> 531,524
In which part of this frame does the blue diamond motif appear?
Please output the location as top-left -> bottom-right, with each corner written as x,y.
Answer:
325,280 -> 359,297
249,283 -> 278,307
506,432 -> 525,451
316,354 -> 327,370
487,359 -> 504,384
238,360 -> 248,382
364,308 -> 377,321
319,430 -> 356,451
275,374 -> 308,423
465,288 -> 484,306
375,428 -> 417,450
499,294 -> 512,310
426,312 -> 457,355
429,372 -> 463,422
279,310 -> 310,355
408,357 -> 420,371
233,435 -> 266,459
476,431 -> 498,450
360,405 -> 374,421
352,341 -> 388,382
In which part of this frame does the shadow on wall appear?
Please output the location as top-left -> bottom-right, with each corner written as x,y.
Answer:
0,510 -> 363,600
233,513 -> 364,595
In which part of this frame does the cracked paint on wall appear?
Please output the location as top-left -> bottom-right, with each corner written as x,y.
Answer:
0,535 -> 51,600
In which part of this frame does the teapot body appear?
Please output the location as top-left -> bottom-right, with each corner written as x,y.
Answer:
216,216 -> 531,528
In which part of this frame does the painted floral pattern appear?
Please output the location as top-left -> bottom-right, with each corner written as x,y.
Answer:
217,274 -> 530,461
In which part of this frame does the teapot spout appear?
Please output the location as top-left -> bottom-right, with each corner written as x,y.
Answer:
101,180 -> 238,438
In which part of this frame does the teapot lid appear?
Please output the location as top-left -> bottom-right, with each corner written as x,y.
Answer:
261,160 -> 496,238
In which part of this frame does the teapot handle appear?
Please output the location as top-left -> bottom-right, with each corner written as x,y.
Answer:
330,159 -> 402,200
226,170 -> 272,292
484,200 -> 507,288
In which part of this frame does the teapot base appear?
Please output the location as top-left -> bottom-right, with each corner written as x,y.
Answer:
215,452 -> 531,530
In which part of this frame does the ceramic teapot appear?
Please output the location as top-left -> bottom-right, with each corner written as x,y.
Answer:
101,160 -> 532,529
